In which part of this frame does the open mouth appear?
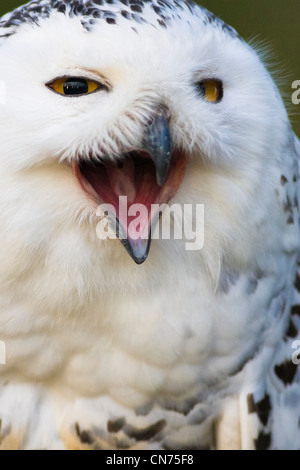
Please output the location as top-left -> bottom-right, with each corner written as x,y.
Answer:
73,110 -> 187,264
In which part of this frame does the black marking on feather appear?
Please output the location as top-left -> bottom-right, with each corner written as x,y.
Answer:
285,319 -> 298,339
291,304 -> 300,317
75,420 -> 134,449
107,417 -> 126,433
254,431 -> 271,450
274,360 -> 298,385
247,393 -> 271,427
294,273 -> 300,293
0,0 -> 240,39
123,419 -> 166,441
201,7 -> 238,38
75,422 -> 95,445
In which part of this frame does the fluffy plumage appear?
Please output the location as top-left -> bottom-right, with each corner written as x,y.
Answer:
0,0 -> 299,450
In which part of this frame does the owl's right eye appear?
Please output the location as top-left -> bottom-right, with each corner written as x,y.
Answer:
47,77 -> 104,96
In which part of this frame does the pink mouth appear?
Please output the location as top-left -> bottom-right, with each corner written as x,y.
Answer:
74,149 -> 187,263
73,106 -> 187,263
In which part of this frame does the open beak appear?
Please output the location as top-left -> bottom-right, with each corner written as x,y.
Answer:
74,106 -> 187,264
143,106 -> 173,187
120,108 -> 173,263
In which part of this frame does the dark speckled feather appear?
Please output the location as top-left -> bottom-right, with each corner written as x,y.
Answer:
0,0 -> 239,38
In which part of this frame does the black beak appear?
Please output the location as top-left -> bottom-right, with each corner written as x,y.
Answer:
121,234 -> 152,265
120,107 -> 173,264
143,106 -> 173,186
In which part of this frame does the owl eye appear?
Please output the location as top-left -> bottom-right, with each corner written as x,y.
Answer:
196,79 -> 223,103
48,77 -> 102,96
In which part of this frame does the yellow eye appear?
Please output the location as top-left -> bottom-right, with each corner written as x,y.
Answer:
197,79 -> 223,103
49,77 -> 101,96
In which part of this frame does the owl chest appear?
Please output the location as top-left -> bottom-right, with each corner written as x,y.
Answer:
0,270 -> 274,404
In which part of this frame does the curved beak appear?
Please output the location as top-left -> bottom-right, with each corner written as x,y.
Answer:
142,107 -> 173,186
74,106 -> 187,266
120,107 -> 173,264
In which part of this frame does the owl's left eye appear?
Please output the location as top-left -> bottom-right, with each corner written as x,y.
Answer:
47,77 -> 102,96
196,79 -> 223,103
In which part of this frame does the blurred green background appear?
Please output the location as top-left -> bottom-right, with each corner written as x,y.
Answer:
0,0 -> 299,136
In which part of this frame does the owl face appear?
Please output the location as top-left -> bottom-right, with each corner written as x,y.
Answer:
0,1 -> 289,266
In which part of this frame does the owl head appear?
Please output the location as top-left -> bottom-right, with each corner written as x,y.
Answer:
0,0 -> 291,282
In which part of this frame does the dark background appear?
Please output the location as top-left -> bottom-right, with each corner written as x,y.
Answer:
1,0 -> 299,136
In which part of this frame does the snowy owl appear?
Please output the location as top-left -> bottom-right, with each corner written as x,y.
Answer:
0,0 -> 299,451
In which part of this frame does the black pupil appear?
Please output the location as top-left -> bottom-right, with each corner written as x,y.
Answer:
196,81 -> 206,98
63,78 -> 89,95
